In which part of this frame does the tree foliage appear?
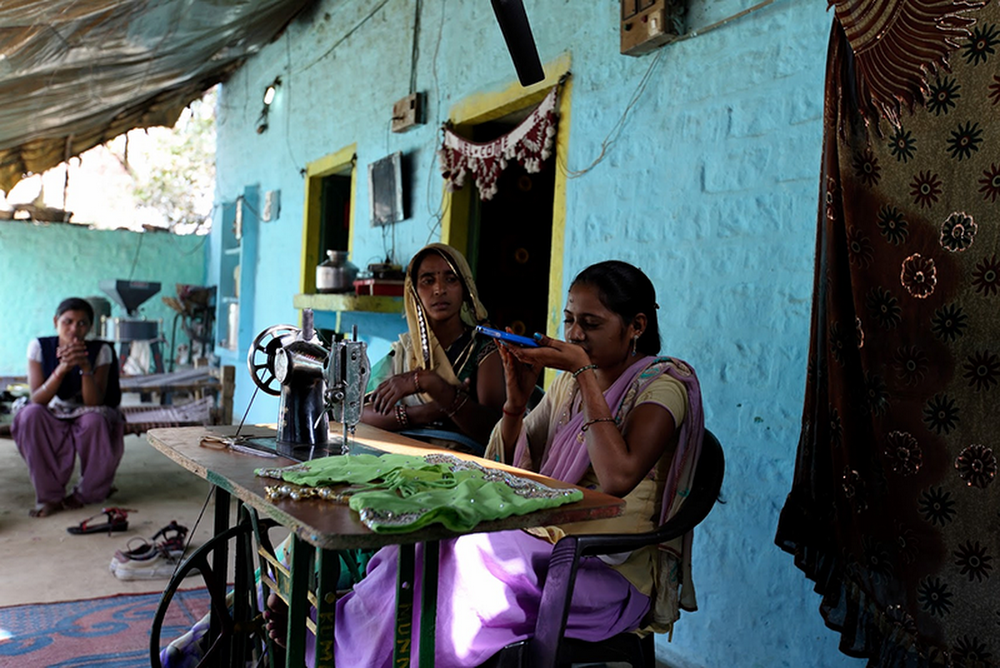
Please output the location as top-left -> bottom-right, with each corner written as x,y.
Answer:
131,87 -> 216,232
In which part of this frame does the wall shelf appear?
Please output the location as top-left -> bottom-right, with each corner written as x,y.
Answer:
293,293 -> 402,314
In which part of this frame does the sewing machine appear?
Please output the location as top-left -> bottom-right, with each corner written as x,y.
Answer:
244,309 -> 371,460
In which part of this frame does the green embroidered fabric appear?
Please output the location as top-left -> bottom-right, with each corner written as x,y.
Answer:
255,452 -> 582,534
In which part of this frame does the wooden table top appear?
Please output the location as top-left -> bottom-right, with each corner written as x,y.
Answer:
145,424 -> 624,550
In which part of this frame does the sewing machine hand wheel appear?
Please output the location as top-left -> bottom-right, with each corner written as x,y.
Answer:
247,325 -> 298,396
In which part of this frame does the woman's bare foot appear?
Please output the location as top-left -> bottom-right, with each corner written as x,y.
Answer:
262,592 -> 288,648
62,494 -> 84,510
29,501 -> 64,518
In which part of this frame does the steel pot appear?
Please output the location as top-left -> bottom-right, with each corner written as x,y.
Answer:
316,250 -> 359,293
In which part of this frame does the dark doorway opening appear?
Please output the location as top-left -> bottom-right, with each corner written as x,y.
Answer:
466,118 -> 555,337
319,174 -> 351,254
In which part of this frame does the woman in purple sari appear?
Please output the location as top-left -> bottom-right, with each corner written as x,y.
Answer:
328,260 -> 705,666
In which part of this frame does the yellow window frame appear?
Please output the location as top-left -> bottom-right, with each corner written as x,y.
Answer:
299,144 -> 358,295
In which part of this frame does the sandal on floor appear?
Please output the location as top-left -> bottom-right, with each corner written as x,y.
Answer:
109,522 -> 195,581
151,520 -> 189,558
67,507 -> 135,535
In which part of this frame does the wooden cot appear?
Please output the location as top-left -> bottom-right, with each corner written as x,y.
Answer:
0,365 -> 235,436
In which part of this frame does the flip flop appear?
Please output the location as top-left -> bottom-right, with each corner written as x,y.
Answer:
67,507 -> 136,535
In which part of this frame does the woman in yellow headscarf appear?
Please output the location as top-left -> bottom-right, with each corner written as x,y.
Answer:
364,243 -> 505,451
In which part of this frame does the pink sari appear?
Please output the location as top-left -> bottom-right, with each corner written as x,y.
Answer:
511,355 -> 705,629
515,355 -> 703,527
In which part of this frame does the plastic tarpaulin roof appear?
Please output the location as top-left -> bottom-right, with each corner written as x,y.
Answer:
0,0 -> 314,192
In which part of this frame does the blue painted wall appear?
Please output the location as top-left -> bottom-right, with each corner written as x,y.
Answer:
0,221 -> 207,374
211,1 -> 861,666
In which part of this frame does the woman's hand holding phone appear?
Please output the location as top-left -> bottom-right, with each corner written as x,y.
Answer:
475,325 -> 539,348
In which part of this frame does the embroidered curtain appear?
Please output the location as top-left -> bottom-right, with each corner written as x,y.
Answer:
438,85 -> 559,201
775,0 -> 1000,665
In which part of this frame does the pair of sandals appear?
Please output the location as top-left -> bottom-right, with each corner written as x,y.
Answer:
67,507 -> 135,535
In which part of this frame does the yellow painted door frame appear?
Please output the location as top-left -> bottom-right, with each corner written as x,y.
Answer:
440,54 -> 572,347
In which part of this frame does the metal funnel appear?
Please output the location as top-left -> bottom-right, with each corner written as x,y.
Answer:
99,279 -> 162,317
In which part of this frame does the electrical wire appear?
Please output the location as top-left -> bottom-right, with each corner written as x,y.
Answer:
127,230 -> 145,280
672,0 -> 781,44
562,49 -> 664,179
561,0 -> 784,179
293,0 -> 392,76
410,0 -> 422,95
422,1 -> 448,244
284,32 -> 302,174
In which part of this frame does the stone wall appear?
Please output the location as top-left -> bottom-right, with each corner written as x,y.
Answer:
0,221 -> 207,374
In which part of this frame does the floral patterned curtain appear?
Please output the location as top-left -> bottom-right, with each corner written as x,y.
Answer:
775,0 -> 1000,665
438,84 -> 559,201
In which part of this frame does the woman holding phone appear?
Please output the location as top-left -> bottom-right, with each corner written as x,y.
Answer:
323,260 -> 705,665
363,242 -> 506,450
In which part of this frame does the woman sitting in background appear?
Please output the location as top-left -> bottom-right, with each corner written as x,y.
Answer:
364,242 -> 505,451
13,297 -> 123,517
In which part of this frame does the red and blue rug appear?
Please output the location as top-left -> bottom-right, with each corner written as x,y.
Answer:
0,588 -> 210,667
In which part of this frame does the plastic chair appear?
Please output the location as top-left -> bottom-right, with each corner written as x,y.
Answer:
486,429 -> 726,668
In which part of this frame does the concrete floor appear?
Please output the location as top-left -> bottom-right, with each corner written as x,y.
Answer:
0,433 -> 229,606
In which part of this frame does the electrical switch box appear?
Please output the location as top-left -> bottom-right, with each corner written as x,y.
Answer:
391,92 -> 425,133
621,0 -> 685,56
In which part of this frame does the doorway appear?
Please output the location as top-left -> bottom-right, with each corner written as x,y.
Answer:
467,117 -> 554,336
441,55 -> 572,350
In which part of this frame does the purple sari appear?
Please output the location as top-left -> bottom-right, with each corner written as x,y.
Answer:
334,356 -> 705,665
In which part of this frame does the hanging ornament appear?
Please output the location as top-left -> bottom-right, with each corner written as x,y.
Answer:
438,85 -> 559,201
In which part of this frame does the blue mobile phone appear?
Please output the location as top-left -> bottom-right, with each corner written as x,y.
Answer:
475,325 -> 540,348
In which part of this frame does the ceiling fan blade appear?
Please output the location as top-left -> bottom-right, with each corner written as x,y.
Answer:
490,0 -> 545,86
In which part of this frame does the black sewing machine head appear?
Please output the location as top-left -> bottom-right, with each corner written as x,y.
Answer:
247,309 -> 330,458
246,309 -> 370,461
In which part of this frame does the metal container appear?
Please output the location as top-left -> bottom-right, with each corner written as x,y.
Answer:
102,317 -> 160,341
85,297 -> 111,339
316,250 -> 359,293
